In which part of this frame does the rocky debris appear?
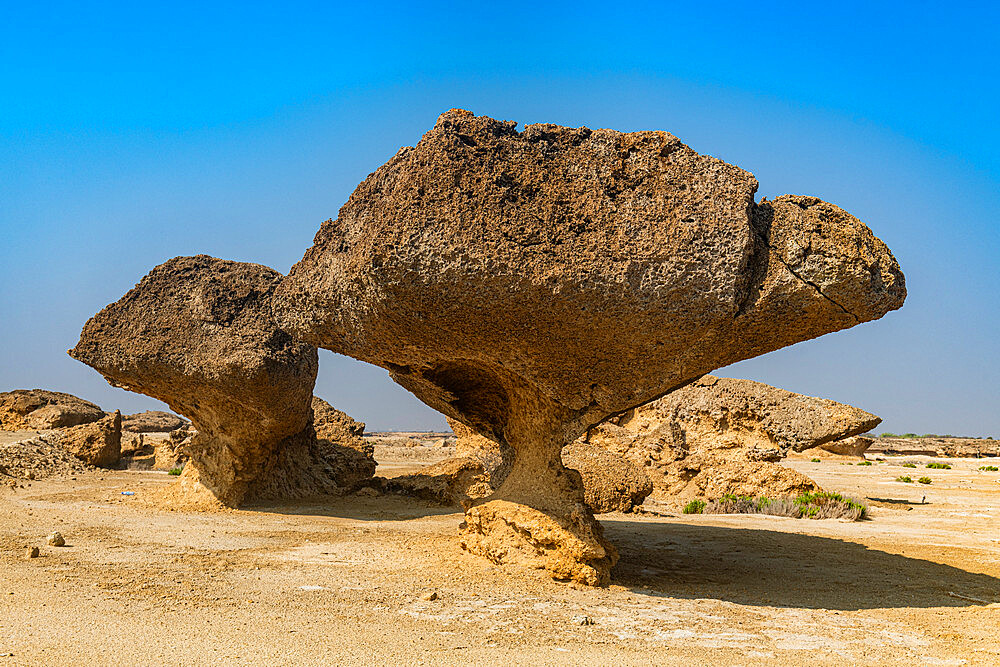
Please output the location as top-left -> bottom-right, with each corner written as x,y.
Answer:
25,546 -> 39,559
69,255 -> 371,506
47,532 -> 65,547
58,410 -> 122,468
312,397 -> 365,442
0,389 -> 105,431
273,110 -> 905,584
561,442 -> 653,513
868,437 -> 999,458
581,375 -> 881,505
119,431 -> 145,457
0,432 -> 95,480
121,410 -> 188,433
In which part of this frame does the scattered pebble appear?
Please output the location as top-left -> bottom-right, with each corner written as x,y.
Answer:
47,531 -> 65,547
25,546 -> 39,559
421,591 -> 439,601
572,615 -> 595,626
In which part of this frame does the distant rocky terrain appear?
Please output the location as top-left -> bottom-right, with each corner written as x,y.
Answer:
868,436 -> 998,458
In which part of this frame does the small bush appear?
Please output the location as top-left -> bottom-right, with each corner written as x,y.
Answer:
810,458 -> 821,463
168,468 -> 182,476
926,462 -> 951,469
896,475 -> 913,483
703,491 -> 867,521
902,463 -> 917,468
857,460 -> 872,466
979,465 -> 999,472
682,499 -> 706,514
917,476 -> 932,484
880,433 -> 898,438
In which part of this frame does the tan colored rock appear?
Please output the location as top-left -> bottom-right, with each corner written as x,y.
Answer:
804,435 -> 874,459
561,442 -> 652,513
384,456 -> 493,505
69,255 -> 372,506
122,411 -> 188,433
275,110 -> 905,584
0,389 -> 104,431
59,410 -> 121,468
582,375 -> 880,505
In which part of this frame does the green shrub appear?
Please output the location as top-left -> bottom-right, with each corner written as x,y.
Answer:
917,476 -> 932,484
168,468 -> 182,476
979,465 -> 999,472
682,499 -> 706,514
880,433 -> 898,438
902,463 -> 916,468
700,491 -> 867,521
810,458 -> 821,463
896,475 -> 913,483
926,462 -> 951,469
857,460 -> 872,466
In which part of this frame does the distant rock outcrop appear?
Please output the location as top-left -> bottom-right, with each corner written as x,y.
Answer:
122,411 -> 188,433
69,255 -> 373,506
0,390 -> 104,431
59,410 -> 122,468
274,110 -> 904,584
582,375 -> 882,505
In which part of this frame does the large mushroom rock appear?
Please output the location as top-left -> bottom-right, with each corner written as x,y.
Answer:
68,255 -> 358,506
0,389 -> 105,430
274,110 -> 905,585
582,375 -> 882,505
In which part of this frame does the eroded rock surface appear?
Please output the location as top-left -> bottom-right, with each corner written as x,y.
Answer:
275,110 -> 905,584
582,375 -> 882,505
0,390 -> 104,431
122,411 -> 188,433
69,255 -> 344,505
59,410 -> 122,468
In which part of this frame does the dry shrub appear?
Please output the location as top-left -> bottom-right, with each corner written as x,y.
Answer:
704,492 -> 868,521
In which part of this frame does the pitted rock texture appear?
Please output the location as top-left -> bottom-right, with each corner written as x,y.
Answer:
561,442 -> 653,513
798,435 -> 874,459
69,255 -> 322,506
275,110 -> 905,584
59,410 -> 122,468
582,375 -> 881,505
0,390 -> 105,431
122,411 -> 188,433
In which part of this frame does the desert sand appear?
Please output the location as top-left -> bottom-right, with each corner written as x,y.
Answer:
2,447 -> 998,666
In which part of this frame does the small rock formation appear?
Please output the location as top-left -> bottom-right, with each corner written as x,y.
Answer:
582,375 -> 882,505
0,432 -> 94,480
799,435 -> 874,459
0,389 -> 104,430
561,442 -> 653,513
274,110 -> 905,584
70,255 -> 372,506
47,532 -> 65,547
122,411 -> 188,433
58,410 -> 122,468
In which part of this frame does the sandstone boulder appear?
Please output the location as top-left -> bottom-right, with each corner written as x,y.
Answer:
122,411 -> 188,433
70,255 -> 372,506
561,442 -> 653,513
803,435 -> 874,459
0,390 -> 104,431
582,375 -> 880,505
59,410 -> 122,468
275,110 -> 905,584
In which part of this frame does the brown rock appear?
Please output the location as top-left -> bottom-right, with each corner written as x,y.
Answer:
47,532 -> 65,547
810,435 -> 874,459
561,442 -> 653,513
384,456 -> 493,505
582,375 -> 880,505
0,389 -> 104,431
274,110 -> 905,584
119,431 -> 146,457
69,255 -> 372,506
59,410 -> 122,468
26,546 -> 39,559
121,411 -> 188,433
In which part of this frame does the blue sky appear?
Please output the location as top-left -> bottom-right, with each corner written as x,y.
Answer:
1,1 -> 997,434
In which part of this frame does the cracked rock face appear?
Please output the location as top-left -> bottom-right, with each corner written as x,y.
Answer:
275,110 -> 905,584
69,255 -> 334,506
582,375 -> 882,505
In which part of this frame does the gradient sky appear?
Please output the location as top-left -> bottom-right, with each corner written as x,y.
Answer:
1,1 -> 998,435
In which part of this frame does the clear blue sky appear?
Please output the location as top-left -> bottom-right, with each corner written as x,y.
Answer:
1,1 -> 997,435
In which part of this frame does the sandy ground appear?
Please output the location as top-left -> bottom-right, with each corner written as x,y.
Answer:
2,454 -> 999,665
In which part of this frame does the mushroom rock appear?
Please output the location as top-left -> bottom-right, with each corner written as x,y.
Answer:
0,389 -> 105,431
274,110 -> 905,584
582,375 -> 882,505
69,255 -> 371,506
